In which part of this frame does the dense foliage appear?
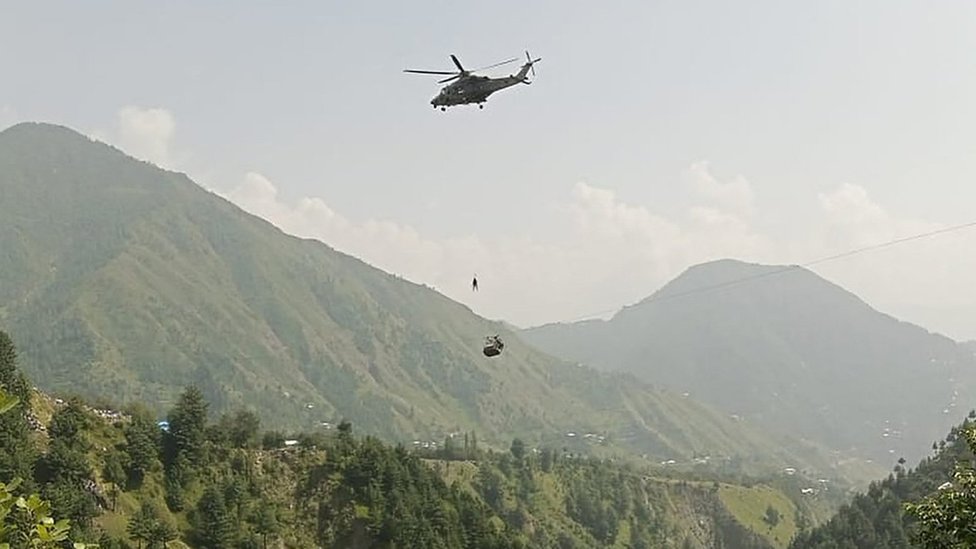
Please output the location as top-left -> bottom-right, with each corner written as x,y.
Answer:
0,385 -> 88,547
0,328 -> 818,547
0,332 -> 35,488
790,416 -> 976,549
904,424 -> 976,548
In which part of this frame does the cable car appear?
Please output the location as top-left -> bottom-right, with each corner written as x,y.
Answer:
483,335 -> 504,357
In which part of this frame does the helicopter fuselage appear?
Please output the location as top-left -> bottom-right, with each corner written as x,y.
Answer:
432,75 -> 524,107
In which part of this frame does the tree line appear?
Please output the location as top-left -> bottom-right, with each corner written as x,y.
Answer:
5,326 -> 972,548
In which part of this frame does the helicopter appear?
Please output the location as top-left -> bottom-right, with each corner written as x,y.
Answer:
404,51 -> 541,111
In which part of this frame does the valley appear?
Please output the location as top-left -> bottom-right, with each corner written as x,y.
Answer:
0,121 -> 970,548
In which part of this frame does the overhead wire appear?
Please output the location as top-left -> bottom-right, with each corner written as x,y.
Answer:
559,219 -> 976,324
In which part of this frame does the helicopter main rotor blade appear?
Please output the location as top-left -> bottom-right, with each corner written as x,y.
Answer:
437,74 -> 463,84
450,54 -> 465,72
471,57 -> 519,72
403,69 -> 458,75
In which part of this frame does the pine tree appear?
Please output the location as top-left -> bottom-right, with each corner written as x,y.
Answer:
123,405 -> 161,488
213,409 -> 259,449
40,400 -> 93,483
103,451 -> 127,510
148,512 -> 178,548
0,332 -> 29,405
167,385 -> 208,468
0,386 -> 90,548
49,397 -> 90,441
223,475 -> 248,526
163,469 -> 185,512
195,485 -> 234,549
39,399 -> 98,535
510,438 -> 526,462
254,503 -> 280,549
540,448 -> 554,472
0,330 -> 36,484
127,502 -> 157,548
443,435 -> 456,459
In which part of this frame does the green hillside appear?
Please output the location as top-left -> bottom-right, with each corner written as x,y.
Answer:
0,122 -> 833,472
521,259 -> 976,465
790,415 -> 976,548
8,378 -> 824,549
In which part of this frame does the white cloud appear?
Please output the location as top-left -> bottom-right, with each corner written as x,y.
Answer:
0,105 -> 18,129
567,182 -> 680,240
224,172 -> 774,327
92,106 -> 177,168
88,106 -> 969,340
817,182 -> 939,246
809,183 -> 976,339
226,172 -> 441,285
220,168 -> 976,340
819,183 -> 885,224
684,161 -> 756,218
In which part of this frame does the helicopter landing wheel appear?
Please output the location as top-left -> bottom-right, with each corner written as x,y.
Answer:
479,104 -> 484,109
440,107 -> 446,112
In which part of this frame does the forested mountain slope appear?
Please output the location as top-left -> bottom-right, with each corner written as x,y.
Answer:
521,259 -> 976,464
0,329 -> 838,548
8,381 -> 811,548
790,415 -> 976,548
0,122 -> 826,469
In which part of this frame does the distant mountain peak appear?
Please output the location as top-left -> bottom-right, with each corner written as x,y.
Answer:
634,258 -> 850,309
522,257 -> 976,464
0,121 -> 125,166
1,121 -> 90,140
685,257 -> 775,271
667,257 -> 801,285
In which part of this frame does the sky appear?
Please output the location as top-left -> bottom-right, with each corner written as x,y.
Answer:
3,1 -> 976,339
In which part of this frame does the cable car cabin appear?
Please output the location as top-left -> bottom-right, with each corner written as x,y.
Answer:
483,335 -> 504,357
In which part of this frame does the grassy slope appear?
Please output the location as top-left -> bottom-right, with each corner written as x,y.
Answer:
429,458 -> 770,548
718,484 -> 797,549
430,455 -> 841,549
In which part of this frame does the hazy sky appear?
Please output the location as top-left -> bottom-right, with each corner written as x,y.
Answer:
3,1 -> 976,339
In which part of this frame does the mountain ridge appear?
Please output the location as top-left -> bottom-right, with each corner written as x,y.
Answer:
521,258 -> 976,465
0,122 -> 846,477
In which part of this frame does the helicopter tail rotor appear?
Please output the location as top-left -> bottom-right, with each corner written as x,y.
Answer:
516,50 -> 541,83
525,50 -> 540,77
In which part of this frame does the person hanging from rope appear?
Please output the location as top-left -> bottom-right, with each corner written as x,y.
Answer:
472,274 -> 479,291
